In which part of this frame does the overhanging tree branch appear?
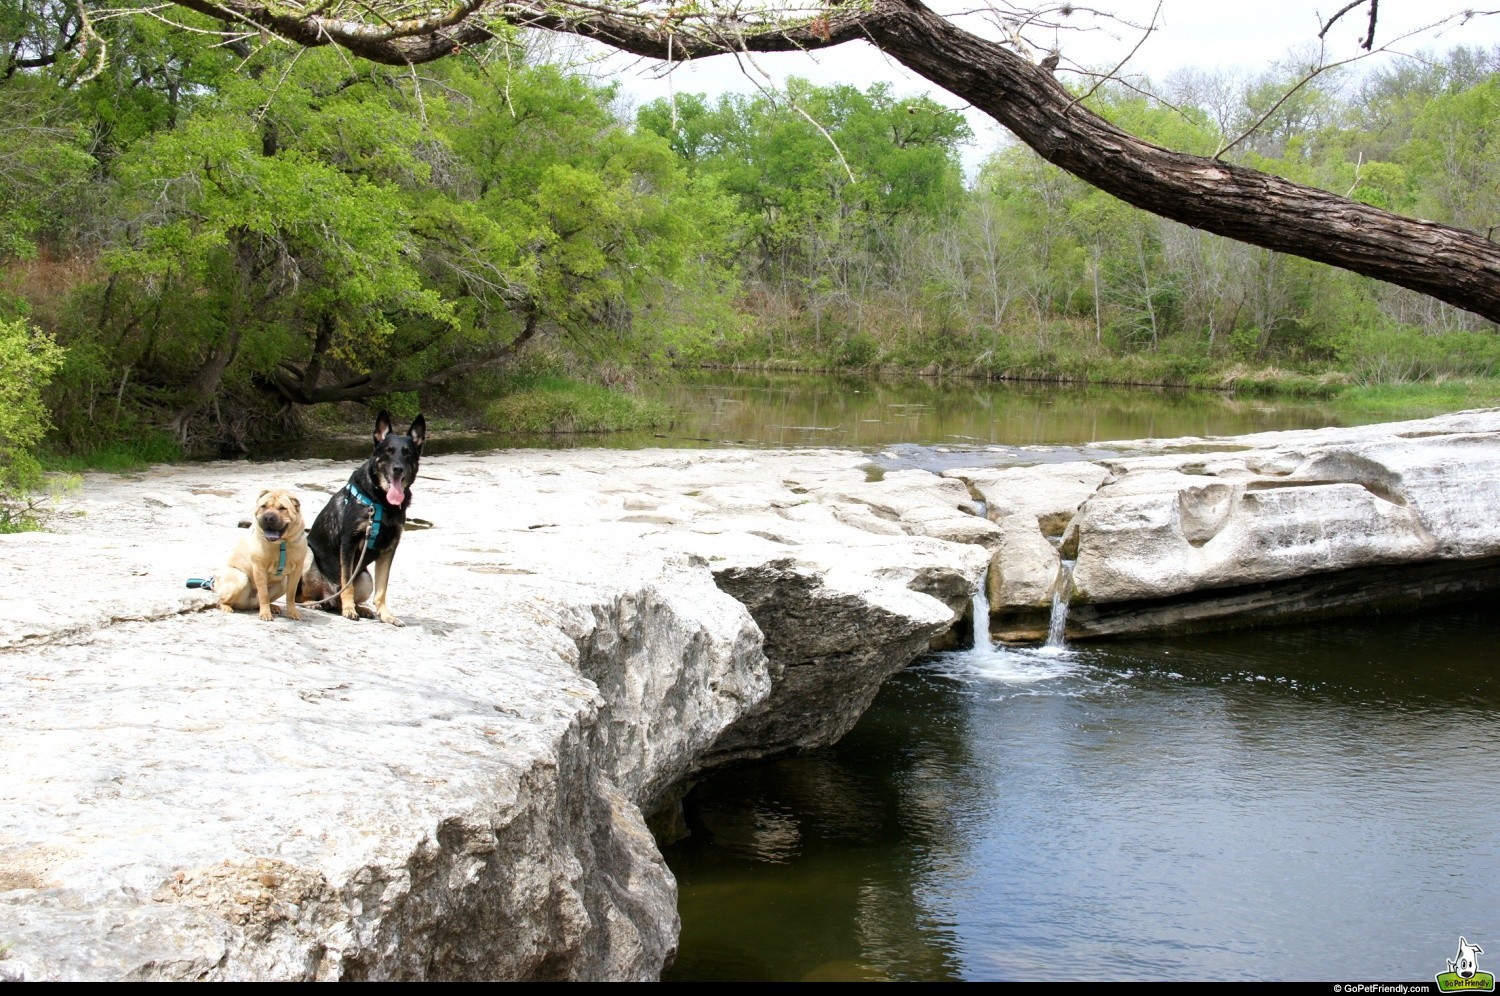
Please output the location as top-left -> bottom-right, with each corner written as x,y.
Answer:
268,306 -> 542,404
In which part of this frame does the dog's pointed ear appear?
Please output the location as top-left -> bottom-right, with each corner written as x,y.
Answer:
374,410 -> 393,444
409,414 -> 426,453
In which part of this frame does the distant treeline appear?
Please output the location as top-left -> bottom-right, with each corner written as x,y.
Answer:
634,46 -> 1500,381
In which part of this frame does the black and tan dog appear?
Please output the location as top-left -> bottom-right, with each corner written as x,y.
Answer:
215,488 -> 309,621
299,410 -> 425,625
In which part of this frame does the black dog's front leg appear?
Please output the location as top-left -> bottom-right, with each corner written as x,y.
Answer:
338,542 -> 361,621
372,546 -> 401,626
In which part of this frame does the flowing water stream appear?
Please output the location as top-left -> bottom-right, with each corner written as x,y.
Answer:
664,606 -> 1500,981
1044,560 -> 1076,651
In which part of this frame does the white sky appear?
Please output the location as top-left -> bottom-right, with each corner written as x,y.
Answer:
568,1 -> 1500,172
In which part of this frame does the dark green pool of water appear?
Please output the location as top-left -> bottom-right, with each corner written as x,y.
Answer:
664,607 -> 1500,981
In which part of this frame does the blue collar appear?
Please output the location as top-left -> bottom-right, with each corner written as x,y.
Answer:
273,539 -> 287,577
345,483 -> 384,551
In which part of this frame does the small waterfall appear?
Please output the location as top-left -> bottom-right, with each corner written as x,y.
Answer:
971,586 -> 993,654
1044,560 -> 1076,650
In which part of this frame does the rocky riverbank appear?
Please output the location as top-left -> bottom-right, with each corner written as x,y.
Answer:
0,448 -> 986,981
949,408 -> 1500,640
2,410 -> 1498,980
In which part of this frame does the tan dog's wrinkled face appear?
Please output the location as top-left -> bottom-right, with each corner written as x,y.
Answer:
255,489 -> 303,542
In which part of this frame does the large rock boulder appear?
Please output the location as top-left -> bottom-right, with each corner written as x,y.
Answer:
0,447 -> 986,981
805,469 -> 1003,550
0,525 -> 741,981
949,409 -> 1500,640
946,462 -> 1110,538
704,559 -> 954,766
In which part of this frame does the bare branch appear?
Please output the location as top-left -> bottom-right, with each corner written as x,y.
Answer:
1318,0 -> 1384,50
1318,0 -> 1367,40
1066,0 -> 1160,111
734,46 -> 858,185
1216,10 -> 1470,158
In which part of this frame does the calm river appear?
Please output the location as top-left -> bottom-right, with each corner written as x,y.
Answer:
284,372 -> 1368,459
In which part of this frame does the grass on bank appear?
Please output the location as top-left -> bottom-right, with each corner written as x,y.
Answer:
713,300 -> 1500,397
483,374 -> 674,434
1325,379 -> 1500,420
40,431 -> 184,474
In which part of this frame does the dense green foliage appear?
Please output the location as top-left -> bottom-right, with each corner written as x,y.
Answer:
2,8 -> 736,458
0,316 -> 63,495
1,5 -> 1498,476
640,49 -> 1500,378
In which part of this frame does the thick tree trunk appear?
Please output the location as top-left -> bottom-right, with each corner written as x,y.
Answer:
165,0 -> 1500,323
169,325 -> 241,440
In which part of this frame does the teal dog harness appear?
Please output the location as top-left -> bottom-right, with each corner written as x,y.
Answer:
345,483 -> 384,551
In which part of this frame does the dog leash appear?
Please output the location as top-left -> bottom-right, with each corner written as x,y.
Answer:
301,487 -> 381,607
302,538 -> 374,607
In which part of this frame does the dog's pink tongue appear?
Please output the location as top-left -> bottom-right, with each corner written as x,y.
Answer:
386,484 -> 405,505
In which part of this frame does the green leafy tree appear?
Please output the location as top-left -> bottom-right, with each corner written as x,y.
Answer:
0,316 -> 64,495
29,37 -> 735,447
103,48 -> 445,436
640,79 -> 969,355
1402,75 -> 1500,235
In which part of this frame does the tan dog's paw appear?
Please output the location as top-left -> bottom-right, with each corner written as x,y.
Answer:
285,605 -> 302,621
219,602 -> 236,614
379,610 -> 404,627
342,606 -> 360,621
259,605 -> 275,621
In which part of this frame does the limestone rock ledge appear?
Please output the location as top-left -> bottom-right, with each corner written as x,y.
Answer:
0,449 -> 984,981
947,408 -> 1500,640
10,409 -> 1494,978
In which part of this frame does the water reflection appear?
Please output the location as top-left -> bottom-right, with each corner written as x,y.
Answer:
260,373 -> 1362,461
666,607 -> 1500,981
665,673 -> 976,982
657,373 -> 1349,451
